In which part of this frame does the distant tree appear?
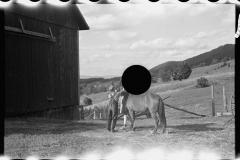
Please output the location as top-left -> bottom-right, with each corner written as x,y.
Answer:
172,62 -> 192,81
159,70 -> 171,83
192,65 -> 197,69
212,59 -> 220,64
96,85 -> 107,93
83,97 -> 92,106
89,85 -> 96,94
221,62 -> 227,67
151,73 -> 158,83
221,57 -> 228,63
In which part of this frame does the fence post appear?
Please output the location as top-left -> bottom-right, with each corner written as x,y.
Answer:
222,84 -> 227,113
100,113 -> 102,120
93,110 -> 96,120
211,85 -> 215,116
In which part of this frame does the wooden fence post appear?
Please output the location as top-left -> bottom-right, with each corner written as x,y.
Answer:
93,110 -> 96,120
211,85 -> 215,116
222,84 -> 227,113
100,113 -> 102,120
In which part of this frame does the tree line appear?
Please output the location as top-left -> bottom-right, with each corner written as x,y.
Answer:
153,57 -> 234,83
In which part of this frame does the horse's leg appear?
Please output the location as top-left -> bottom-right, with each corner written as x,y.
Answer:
150,112 -> 158,134
156,113 -> 160,125
128,110 -> 135,131
157,99 -> 167,134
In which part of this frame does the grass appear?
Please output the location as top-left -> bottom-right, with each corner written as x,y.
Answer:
4,115 -> 235,159
81,60 -> 234,106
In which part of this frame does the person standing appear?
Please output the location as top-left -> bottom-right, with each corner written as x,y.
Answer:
106,86 -> 119,132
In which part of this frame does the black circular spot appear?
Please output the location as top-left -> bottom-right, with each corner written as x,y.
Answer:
122,65 -> 151,95
208,0 -> 218,2
178,0 -> 189,2
59,0 -> 70,2
89,0 -> 99,2
29,0 -> 40,2
119,0 -> 129,2
1,0 -> 10,2
149,0 -> 159,2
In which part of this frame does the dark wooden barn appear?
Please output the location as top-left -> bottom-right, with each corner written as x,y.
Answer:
5,4 -> 89,120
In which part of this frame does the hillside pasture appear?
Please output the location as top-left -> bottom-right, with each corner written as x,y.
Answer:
189,60 -> 234,79
83,71 -> 234,113
81,60 -> 234,106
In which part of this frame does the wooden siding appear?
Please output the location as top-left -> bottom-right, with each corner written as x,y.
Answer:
5,8 -> 79,116
5,4 -> 80,30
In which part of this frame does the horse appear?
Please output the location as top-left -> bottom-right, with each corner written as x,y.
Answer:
119,90 -> 167,134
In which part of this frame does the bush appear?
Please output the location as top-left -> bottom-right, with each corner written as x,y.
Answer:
221,62 -> 227,67
83,97 -> 93,106
228,63 -> 231,67
196,77 -> 210,88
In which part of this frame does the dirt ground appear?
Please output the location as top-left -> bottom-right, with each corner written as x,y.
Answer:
4,114 -> 235,159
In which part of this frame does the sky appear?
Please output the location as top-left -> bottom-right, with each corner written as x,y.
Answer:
77,4 -> 235,77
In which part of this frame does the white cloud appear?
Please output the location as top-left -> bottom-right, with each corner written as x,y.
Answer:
175,37 -> 196,47
188,4 -> 217,16
195,31 -> 208,38
221,5 -> 235,25
84,14 -> 120,31
89,54 -> 101,62
130,38 -> 173,50
194,29 -> 230,39
108,31 -> 138,41
105,53 -> 112,58
99,43 -> 130,50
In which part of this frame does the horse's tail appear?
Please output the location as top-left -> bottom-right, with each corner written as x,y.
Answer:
158,97 -> 167,132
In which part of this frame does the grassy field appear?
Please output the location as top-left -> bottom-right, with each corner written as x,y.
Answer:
5,60 -> 235,159
5,115 -> 235,159
81,60 -> 234,105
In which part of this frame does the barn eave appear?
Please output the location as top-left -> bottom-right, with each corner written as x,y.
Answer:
70,5 -> 90,30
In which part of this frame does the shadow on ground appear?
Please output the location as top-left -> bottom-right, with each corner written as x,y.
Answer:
5,118 -> 107,136
167,123 -> 224,133
180,116 -> 203,119
130,122 -> 224,133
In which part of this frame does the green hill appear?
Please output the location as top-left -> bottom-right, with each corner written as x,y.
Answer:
149,44 -> 234,75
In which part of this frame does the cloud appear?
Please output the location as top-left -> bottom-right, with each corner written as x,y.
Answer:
195,32 -> 208,38
105,53 -> 112,58
130,38 -> 173,50
80,5 -> 191,31
219,5 -> 234,25
108,31 -> 138,41
188,4 -> 218,16
194,29 -> 230,39
89,54 -> 101,62
175,37 -> 196,47
99,43 -> 130,50
84,14 -> 120,31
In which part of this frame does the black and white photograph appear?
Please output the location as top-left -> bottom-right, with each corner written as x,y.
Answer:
4,1 -> 236,159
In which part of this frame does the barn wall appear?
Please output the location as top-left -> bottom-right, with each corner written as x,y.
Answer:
5,6 -> 80,116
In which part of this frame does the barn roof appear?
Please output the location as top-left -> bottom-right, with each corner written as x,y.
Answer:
68,5 -> 90,30
4,4 -> 89,31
